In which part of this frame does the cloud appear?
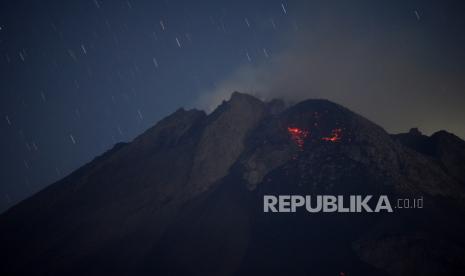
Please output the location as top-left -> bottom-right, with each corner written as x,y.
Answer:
195,2 -> 465,138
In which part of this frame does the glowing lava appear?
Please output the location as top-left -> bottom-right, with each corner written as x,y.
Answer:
322,128 -> 342,142
287,127 -> 309,149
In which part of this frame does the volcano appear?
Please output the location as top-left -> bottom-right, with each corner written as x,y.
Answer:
1,92 -> 465,276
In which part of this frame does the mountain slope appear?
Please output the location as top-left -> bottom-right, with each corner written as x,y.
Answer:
1,92 -> 465,276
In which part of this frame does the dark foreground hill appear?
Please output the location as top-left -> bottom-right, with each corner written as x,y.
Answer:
1,92 -> 465,276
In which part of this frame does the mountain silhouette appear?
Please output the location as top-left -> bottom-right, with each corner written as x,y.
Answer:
1,92 -> 464,276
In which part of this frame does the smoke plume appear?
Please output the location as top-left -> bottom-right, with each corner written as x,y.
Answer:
196,1 -> 465,138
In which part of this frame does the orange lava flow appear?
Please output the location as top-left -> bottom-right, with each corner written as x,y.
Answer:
322,128 -> 342,142
287,127 -> 309,148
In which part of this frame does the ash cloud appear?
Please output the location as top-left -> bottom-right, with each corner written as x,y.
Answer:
196,1 -> 465,138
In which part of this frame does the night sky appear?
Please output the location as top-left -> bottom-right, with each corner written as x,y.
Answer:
1,0 -> 465,213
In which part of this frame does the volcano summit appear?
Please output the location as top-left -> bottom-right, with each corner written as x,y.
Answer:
1,92 -> 465,276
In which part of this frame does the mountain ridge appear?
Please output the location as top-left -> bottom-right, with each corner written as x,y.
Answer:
1,92 -> 464,276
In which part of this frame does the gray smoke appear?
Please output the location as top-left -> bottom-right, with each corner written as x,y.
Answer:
195,2 -> 465,138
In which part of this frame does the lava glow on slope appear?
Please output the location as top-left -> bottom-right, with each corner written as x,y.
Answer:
322,128 -> 342,142
287,126 -> 343,148
287,127 -> 309,149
